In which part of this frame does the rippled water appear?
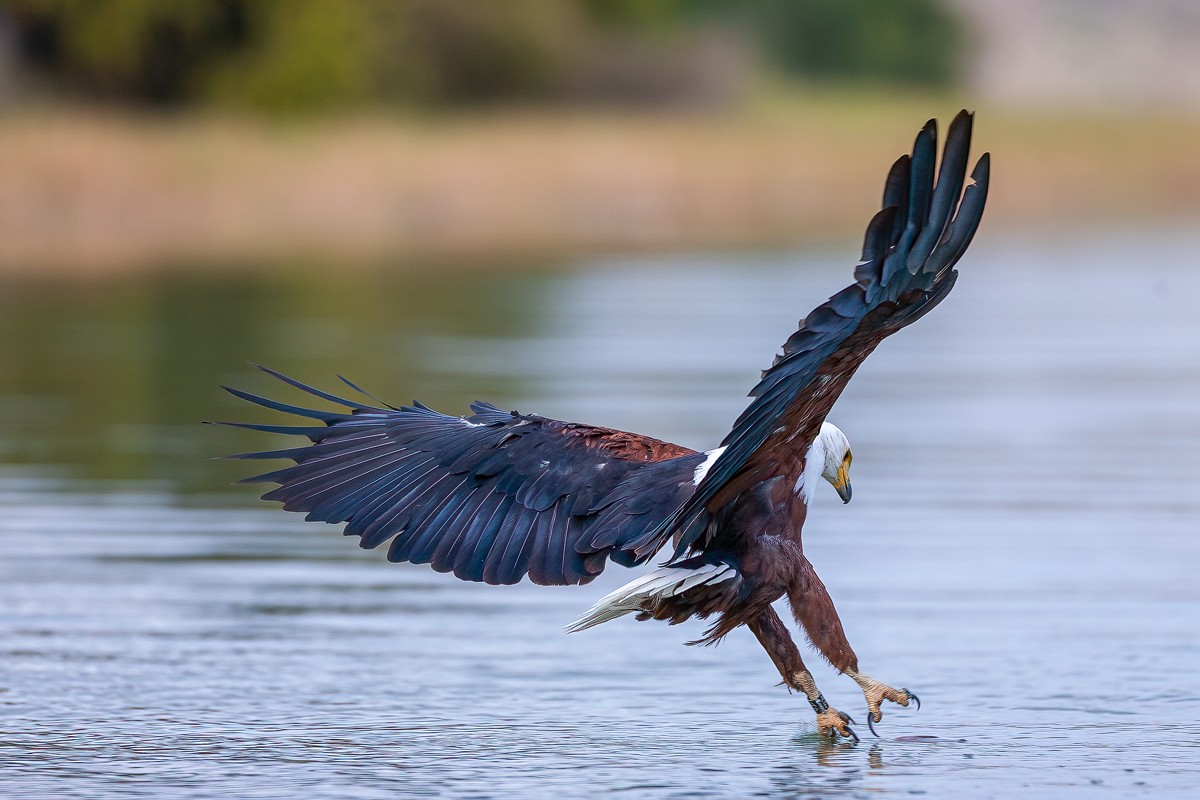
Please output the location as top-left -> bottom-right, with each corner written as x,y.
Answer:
1,229 -> 1198,798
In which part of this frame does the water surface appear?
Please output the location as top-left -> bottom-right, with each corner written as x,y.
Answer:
1,228 -> 1198,798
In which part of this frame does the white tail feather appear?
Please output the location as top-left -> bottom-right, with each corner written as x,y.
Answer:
564,563 -> 737,633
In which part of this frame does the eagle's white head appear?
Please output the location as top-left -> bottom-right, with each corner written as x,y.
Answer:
798,421 -> 853,505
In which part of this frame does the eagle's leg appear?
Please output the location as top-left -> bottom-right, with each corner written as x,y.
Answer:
841,669 -> 919,735
748,606 -> 858,741
788,559 -> 917,734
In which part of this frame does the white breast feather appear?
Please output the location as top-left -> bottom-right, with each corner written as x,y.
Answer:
794,421 -> 844,504
796,437 -> 823,504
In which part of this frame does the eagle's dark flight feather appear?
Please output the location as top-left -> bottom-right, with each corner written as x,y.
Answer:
215,372 -> 703,586
659,111 -> 990,558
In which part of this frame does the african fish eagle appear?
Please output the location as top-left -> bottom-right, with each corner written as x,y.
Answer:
215,111 -> 989,741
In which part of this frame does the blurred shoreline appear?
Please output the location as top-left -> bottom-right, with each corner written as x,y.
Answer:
0,96 -> 1198,275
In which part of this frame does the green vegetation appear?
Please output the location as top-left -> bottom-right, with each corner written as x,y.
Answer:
747,0 -> 963,87
1,0 -> 964,111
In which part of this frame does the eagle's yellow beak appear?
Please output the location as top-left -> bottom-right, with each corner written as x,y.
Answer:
832,457 -> 852,504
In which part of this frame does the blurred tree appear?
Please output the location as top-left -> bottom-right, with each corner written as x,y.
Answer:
382,0 -> 582,103
206,0 -> 376,112
584,0 -> 684,30
683,0 -> 963,87
0,0 -> 963,111
1,0 -> 589,108
3,0 -> 246,101
760,0 -> 962,86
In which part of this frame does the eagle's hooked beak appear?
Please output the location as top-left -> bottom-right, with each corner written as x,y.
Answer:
832,456 -> 852,503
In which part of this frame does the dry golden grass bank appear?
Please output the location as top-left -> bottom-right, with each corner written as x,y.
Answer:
0,97 -> 1197,273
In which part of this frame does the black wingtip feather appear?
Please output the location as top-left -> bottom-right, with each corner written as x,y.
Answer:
907,119 -> 938,229
925,151 -> 989,276
859,206 -> 898,270
207,420 -> 329,438
948,152 -> 990,254
885,155 -> 911,243
337,375 -> 400,410
249,363 -> 366,409
882,155 -> 910,210
220,385 -> 350,423
906,110 -> 975,272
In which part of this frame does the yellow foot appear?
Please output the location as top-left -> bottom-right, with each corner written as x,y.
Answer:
845,670 -> 920,736
815,707 -> 859,742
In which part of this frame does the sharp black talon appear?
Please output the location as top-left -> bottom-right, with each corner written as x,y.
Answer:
904,689 -> 920,711
867,713 -> 879,738
845,726 -> 859,743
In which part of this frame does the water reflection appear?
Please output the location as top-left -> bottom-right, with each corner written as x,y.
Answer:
1,228 -> 1199,797
0,266 -> 551,496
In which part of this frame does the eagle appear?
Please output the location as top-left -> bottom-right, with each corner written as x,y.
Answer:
215,111 -> 989,741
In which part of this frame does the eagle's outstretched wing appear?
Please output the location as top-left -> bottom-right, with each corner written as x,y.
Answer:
214,367 -> 704,586
218,112 -> 987,587
664,110 -> 990,558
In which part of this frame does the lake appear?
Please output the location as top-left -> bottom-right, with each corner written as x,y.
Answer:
1,227 -> 1198,798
